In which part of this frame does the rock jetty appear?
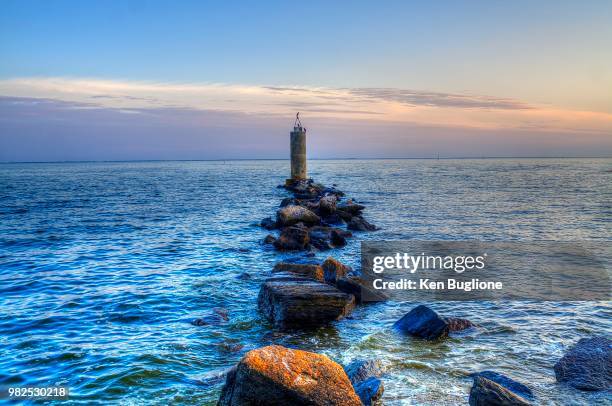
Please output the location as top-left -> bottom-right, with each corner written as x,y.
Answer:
261,179 -> 377,252
217,178 -> 385,404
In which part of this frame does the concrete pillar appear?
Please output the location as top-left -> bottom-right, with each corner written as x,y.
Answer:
290,126 -> 307,180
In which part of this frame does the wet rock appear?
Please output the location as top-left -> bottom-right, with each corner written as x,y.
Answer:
321,213 -> 344,226
272,262 -> 324,282
322,187 -> 345,197
554,336 -> 611,391
213,307 -> 230,321
336,276 -> 387,303
192,312 -> 228,326
337,201 -> 365,215
344,359 -> 385,406
274,224 -> 310,251
309,226 -> 351,250
330,229 -> 347,247
445,317 -> 475,332
469,371 -> 534,401
318,195 -> 337,215
336,209 -> 353,222
263,234 -> 276,244
322,257 -> 351,284
279,197 -> 297,207
216,341 -> 245,354
354,377 -> 384,406
393,305 -> 449,340
258,278 -> 355,330
260,217 -> 278,230
277,205 -> 321,227
347,216 -> 377,231
469,376 -> 531,406
236,272 -> 251,280
345,359 -> 385,384
218,345 -> 361,405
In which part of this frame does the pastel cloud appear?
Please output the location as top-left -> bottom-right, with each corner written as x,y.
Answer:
0,77 -> 611,161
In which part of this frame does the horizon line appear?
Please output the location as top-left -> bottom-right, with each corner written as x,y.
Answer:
1,156 -> 611,164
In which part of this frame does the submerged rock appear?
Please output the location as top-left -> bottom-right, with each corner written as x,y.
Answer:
445,317 -> 475,332
277,205 -> 321,227
263,234 -> 276,244
347,216 -> 377,231
272,262 -> 324,282
260,217 -> 278,230
393,305 -> 449,340
274,224 -> 310,251
258,277 -> 355,330
192,308 -> 229,326
554,336 -> 611,391
218,345 -> 361,405
322,257 -> 351,284
469,371 -> 534,401
469,376 -> 531,406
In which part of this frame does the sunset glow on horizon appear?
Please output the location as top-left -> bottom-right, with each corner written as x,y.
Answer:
1,1 -> 611,161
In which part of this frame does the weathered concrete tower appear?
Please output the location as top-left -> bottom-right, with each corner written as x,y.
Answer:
289,112 -> 307,180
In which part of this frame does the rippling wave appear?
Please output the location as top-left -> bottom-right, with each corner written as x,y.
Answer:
0,159 -> 610,405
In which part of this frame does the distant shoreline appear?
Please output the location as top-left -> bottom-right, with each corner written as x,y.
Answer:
1,156 -> 611,165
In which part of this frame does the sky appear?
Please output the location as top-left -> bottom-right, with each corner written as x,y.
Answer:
0,0 -> 611,161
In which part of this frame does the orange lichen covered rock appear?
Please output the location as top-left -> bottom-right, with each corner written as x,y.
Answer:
218,345 -> 362,405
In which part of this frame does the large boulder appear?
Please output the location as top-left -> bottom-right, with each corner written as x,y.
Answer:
554,336 -> 611,391
347,216 -> 377,231
277,205 -> 321,227
344,359 -> 385,405
274,224 -> 310,251
258,278 -> 355,330
218,345 -> 361,405
469,376 -> 531,406
322,257 -> 350,284
393,305 -> 449,340
273,262 -> 324,282
470,371 -> 534,401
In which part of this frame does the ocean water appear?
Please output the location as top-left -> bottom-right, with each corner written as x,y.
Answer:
0,159 -> 610,405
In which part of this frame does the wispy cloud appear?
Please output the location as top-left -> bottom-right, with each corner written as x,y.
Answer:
347,88 -> 534,110
0,77 -> 611,135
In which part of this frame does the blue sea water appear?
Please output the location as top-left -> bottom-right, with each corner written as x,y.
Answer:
0,159 -> 610,405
